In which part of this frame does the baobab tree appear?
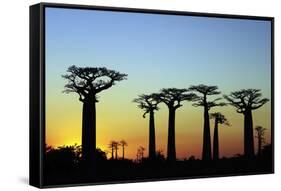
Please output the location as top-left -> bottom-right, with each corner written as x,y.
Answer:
133,94 -> 160,160
114,141 -> 120,159
210,112 -> 230,160
62,65 -> 127,165
120,140 -> 128,159
189,85 -> 225,161
255,126 -> 266,157
224,89 -> 269,158
157,88 -> 197,162
108,140 -> 118,160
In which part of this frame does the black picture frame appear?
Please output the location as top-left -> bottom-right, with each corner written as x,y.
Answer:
30,2 -> 274,188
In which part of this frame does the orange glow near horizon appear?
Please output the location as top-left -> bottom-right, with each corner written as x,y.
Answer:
46,91 -> 271,160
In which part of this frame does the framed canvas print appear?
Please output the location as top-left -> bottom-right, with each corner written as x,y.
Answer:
30,2 -> 274,188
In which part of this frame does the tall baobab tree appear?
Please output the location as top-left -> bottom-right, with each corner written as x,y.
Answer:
62,65 -> 127,164
210,112 -> 230,160
133,94 -> 160,160
120,140 -> 128,159
255,126 -> 266,157
224,89 -> 269,158
189,85 -> 225,161
157,88 -> 197,162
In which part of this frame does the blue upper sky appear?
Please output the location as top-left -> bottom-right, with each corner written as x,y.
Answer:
45,7 -> 271,98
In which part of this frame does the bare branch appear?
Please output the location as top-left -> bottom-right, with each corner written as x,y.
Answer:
210,112 -> 230,126
133,93 -> 161,117
189,84 -> 220,96
155,88 -> 197,109
251,98 -> 269,110
62,65 -> 127,102
224,89 -> 269,113
189,84 -> 225,110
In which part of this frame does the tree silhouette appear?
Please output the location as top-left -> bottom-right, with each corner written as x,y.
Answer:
95,148 -> 107,163
62,65 -> 127,165
189,85 -> 225,161
157,88 -> 197,162
119,140 -> 128,160
210,112 -> 230,160
255,126 -> 266,157
45,145 -> 82,172
133,94 -> 160,160
114,141 -> 120,159
137,146 -> 146,162
155,149 -> 165,162
108,141 -> 117,160
224,89 -> 269,158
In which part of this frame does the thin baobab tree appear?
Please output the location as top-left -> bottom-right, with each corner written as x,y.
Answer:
224,89 -> 269,158
62,65 -> 127,165
157,88 -> 197,162
255,126 -> 266,157
189,85 -> 226,161
108,140 -> 118,160
210,112 -> 230,160
120,140 -> 128,159
114,141 -> 120,159
133,94 -> 160,160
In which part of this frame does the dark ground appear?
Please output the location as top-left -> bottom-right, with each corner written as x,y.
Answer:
43,144 -> 273,186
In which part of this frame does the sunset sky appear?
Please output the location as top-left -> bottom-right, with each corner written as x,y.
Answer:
45,7 -> 272,160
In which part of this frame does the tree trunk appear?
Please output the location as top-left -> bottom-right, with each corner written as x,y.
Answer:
115,147 -> 118,159
149,110 -> 156,160
122,146 -> 125,159
202,104 -> 212,161
244,110 -> 255,158
111,147 -> 114,160
213,119 -> 219,160
257,137 -> 262,156
167,107 -> 176,162
81,99 -> 96,167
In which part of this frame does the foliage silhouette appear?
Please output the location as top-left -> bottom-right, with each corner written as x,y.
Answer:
120,140 -> 128,159
210,112 -> 230,160
136,146 -> 146,162
45,145 -> 81,172
188,156 -> 196,161
189,85 -> 226,161
44,143 -> 272,186
155,150 -> 166,163
133,93 -> 160,160
260,143 -> 272,161
156,88 -> 197,162
224,89 -> 269,158
255,126 -> 266,157
62,65 -> 127,165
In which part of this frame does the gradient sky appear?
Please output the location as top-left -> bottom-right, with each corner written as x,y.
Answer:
45,7 -> 272,160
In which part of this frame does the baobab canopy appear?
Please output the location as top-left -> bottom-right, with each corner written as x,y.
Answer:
62,65 -> 127,102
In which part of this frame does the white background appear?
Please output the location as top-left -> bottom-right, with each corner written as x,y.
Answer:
0,0 -> 279,190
